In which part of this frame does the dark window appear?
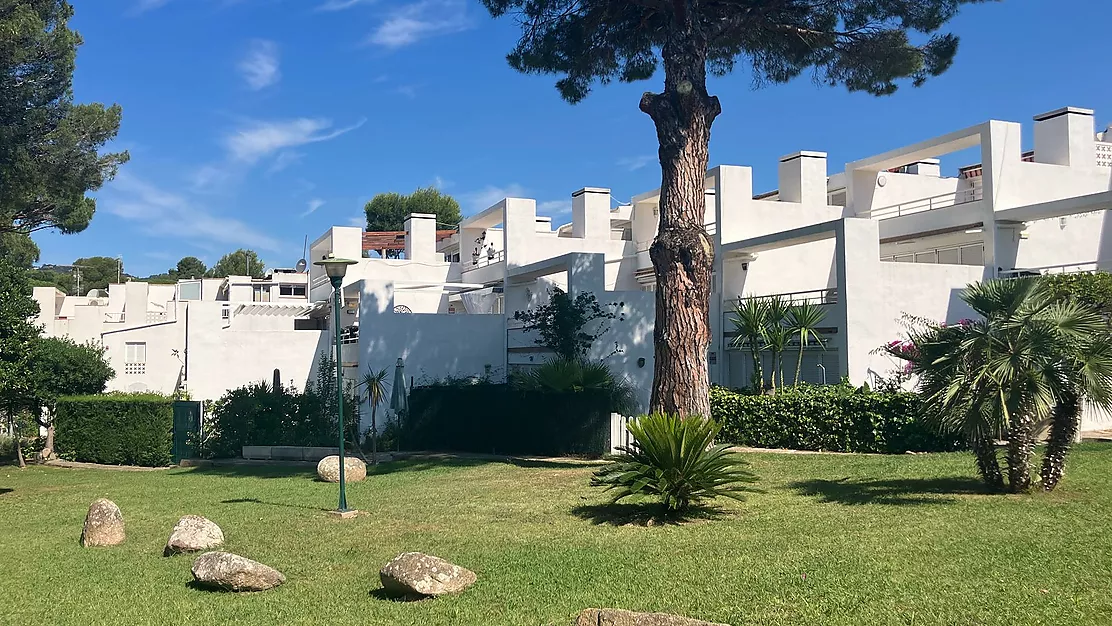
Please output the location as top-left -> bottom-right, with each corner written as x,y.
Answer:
280,284 -> 307,297
294,317 -> 325,330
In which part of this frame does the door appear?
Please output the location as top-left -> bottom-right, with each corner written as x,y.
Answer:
172,401 -> 201,463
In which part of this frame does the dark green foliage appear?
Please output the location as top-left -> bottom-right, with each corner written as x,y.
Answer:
1043,272 -> 1112,318
0,257 -> 41,412
72,256 -> 123,291
1,1 -> 128,235
0,232 -> 40,269
364,187 -> 462,249
198,382 -> 339,459
27,337 -> 114,408
512,288 -> 617,361
207,249 -> 265,278
25,265 -> 73,293
514,358 -> 639,415
592,412 -> 757,513
710,383 -> 963,454
407,383 -> 612,456
482,0 -> 985,104
53,394 -> 173,466
173,256 -> 207,280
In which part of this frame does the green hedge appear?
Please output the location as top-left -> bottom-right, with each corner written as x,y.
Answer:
199,382 -> 346,459
406,384 -> 611,456
710,383 -> 964,454
54,394 -> 174,466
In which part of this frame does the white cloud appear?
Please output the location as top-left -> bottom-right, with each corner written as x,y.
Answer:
394,84 -> 419,99
238,39 -> 281,91
104,173 -> 285,252
348,216 -> 366,228
301,198 -> 326,218
367,0 -> 472,48
224,117 -> 365,164
617,155 -> 656,171
537,199 -> 572,218
317,0 -> 375,10
460,184 -> 527,214
267,150 -> 304,176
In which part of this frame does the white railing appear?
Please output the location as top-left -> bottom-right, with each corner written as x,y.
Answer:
869,187 -> 983,220
883,242 -> 984,266
104,312 -> 125,323
1000,262 -> 1103,278
463,249 -> 505,273
731,288 -> 839,308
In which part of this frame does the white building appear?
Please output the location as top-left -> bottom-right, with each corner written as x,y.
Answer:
32,270 -> 327,401
35,104 -> 1112,433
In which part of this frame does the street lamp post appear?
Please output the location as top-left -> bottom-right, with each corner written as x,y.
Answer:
314,254 -> 358,514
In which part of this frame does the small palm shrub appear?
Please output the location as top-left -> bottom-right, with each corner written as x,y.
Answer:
591,413 -> 756,514
514,358 -> 639,415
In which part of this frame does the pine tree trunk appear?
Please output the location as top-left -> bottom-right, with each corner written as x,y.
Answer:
641,4 -> 720,417
1041,391 -> 1080,492
971,435 -> 1003,491
1006,412 -> 1035,493
370,403 -> 378,465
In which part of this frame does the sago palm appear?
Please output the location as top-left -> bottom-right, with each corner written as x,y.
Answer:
729,297 -> 768,391
787,301 -> 826,385
591,412 -> 757,514
359,367 -> 389,465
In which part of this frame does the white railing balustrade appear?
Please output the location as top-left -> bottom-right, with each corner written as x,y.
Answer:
463,249 -> 505,272
869,187 -> 983,220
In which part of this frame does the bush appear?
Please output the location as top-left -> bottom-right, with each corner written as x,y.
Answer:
592,413 -> 757,513
512,358 -> 639,415
406,383 -> 611,456
199,382 -> 351,459
54,394 -> 173,466
710,383 -> 964,454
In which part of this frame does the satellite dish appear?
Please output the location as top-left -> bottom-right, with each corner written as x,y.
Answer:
295,258 -> 307,273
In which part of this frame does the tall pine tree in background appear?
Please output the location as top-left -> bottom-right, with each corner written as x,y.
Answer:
482,0 -> 992,416
1,1 -> 128,236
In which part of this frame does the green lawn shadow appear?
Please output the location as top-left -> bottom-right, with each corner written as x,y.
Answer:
220,497 -> 329,512
787,476 -> 993,506
571,501 -> 728,526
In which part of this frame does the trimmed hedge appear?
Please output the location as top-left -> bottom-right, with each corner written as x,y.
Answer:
199,382 -> 344,459
406,384 -> 611,456
710,383 -> 964,454
54,394 -> 173,466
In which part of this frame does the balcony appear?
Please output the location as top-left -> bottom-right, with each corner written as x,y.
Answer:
869,187 -> 983,220
722,288 -> 839,347
462,249 -> 505,273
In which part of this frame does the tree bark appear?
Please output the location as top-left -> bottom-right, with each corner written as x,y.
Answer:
1005,412 -> 1035,493
971,435 -> 1003,491
641,2 -> 720,417
1041,391 -> 1080,492
370,403 -> 378,465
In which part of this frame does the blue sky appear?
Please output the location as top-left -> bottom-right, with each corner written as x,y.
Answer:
32,0 -> 1112,276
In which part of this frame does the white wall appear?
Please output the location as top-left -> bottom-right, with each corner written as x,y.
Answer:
102,321 -> 184,395
1013,210 -> 1112,271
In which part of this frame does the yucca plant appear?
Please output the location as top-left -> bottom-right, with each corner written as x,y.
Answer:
358,367 -> 389,465
787,301 -> 826,385
729,296 -> 768,391
591,413 -> 757,514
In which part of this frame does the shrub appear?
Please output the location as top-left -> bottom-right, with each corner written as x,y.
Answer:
406,383 -> 611,456
710,383 -> 963,454
592,413 -> 756,513
54,393 -> 173,466
199,382 -> 352,459
513,358 -> 639,415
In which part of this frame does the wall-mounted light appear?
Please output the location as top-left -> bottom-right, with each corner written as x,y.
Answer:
637,357 -> 646,368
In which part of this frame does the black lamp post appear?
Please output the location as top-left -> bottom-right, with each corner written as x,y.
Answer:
314,253 -> 358,513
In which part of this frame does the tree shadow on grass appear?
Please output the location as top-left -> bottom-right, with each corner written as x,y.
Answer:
220,497 -> 329,512
175,464 -> 318,479
368,588 -> 430,603
366,455 -> 598,476
0,488 -> 12,496
571,501 -> 728,526
787,476 -> 993,506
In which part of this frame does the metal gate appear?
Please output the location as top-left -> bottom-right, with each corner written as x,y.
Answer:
172,401 -> 201,463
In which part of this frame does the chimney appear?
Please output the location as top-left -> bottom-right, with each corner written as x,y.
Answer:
1033,107 -> 1095,168
907,159 -> 941,176
778,151 -> 828,205
571,187 -> 611,239
404,213 -> 437,262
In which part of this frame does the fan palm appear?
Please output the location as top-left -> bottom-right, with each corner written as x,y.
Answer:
899,277 -> 1112,492
358,367 -> 389,465
728,297 -> 768,391
515,358 -> 639,415
787,301 -> 826,385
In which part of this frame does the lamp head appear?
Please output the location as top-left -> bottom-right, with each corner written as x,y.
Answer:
314,253 -> 358,281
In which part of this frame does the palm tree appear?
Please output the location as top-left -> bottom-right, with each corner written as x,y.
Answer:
787,301 -> 826,385
896,278 -> 1112,492
358,367 -> 389,465
729,297 -> 768,391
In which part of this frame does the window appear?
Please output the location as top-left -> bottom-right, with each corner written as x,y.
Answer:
279,284 -> 307,297
178,281 -> 201,301
124,342 -> 146,375
221,305 -> 230,320
252,285 -> 270,302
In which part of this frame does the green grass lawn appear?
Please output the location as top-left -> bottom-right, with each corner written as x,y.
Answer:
3,445 -> 1112,626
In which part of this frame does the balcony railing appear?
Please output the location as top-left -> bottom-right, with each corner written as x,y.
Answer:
1000,262 -> 1103,278
729,288 -> 839,308
463,249 -> 504,273
869,187 -> 983,220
